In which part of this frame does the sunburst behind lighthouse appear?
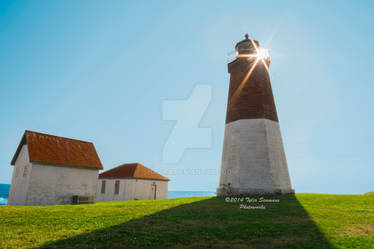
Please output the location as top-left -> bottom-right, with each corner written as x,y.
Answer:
217,34 -> 294,196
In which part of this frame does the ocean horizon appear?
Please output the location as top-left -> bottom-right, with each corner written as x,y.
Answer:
0,184 -> 215,205
0,184 -> 9,205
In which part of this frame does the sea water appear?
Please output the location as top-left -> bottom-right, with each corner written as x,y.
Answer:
167,191 -> 216,199
0,184 -> 214,206
0,184 -> 10,206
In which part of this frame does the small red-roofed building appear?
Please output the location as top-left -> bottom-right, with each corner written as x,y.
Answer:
8,130 -> 103,206
96,163 -> 169,202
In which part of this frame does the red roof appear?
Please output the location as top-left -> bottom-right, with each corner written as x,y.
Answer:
99,163 -> 169,181
11,130 -> 103,170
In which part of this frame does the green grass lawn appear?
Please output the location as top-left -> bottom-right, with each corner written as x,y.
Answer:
0,194 -> 373,249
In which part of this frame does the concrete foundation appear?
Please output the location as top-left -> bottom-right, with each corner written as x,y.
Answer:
217,118 -> 293,196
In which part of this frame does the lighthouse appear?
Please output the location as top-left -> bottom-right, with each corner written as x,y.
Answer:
217,34 -> 294,196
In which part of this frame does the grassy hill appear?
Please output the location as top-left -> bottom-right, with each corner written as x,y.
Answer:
0,194 -> 373,249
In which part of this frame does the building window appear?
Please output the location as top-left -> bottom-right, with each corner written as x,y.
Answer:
23,166 -> 28,177
101,180 -> 106,194
114,180 -> 120,195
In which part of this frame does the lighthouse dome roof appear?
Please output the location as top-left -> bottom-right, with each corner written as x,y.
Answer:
235,34 -> 259,55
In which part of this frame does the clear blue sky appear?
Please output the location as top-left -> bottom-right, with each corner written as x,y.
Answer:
1,0 -> 373,193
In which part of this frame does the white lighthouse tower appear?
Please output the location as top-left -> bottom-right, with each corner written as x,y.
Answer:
217,34 -> 294,196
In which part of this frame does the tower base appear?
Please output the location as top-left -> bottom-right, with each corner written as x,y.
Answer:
216,187 -> 294,196
217,118 -> 294,196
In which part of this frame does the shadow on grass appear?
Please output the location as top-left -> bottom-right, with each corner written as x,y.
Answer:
35,195 -> 334,249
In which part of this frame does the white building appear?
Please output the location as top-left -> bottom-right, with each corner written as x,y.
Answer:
8,130 -> 103,206
96,163 -> 169,202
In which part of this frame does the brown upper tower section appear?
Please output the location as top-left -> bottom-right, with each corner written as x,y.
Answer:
225,35 -> 278,124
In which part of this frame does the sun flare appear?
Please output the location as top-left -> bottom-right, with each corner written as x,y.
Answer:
257,48 -> 270,60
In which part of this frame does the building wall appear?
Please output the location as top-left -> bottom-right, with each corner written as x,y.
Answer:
8,145 -> 32,205
25,163 -> 99,206
133,179 -> 168,200
96,179 -> 135,202
217,118 -> 293,195
96,178 -> 168,202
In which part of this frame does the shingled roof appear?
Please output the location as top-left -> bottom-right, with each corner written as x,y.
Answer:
11,130 -> 103,170
99,163 -> 169,181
